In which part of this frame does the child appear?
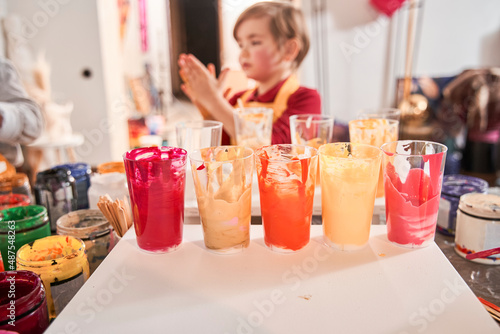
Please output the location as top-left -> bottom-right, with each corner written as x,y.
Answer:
178,1 -> 321,144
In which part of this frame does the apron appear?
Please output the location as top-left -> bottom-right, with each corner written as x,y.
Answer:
235,75 -> 300,123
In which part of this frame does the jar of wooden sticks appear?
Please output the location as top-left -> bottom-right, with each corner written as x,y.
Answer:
96,195 -> 133,238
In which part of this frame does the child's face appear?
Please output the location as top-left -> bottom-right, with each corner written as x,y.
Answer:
235,16 -> 287,82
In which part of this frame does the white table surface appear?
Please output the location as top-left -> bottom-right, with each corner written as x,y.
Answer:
46,225 -> 499,334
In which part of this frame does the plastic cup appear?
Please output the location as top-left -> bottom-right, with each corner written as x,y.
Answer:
123,146 -> 187,253
319,143 -> 381,250
289,114 -> 334,147
255,144 -> 318,252
175,120 -> 223,204
233,107 -> 273,150
381,140 -> 447,248
357,107 -> 401,121
189,146 -> 254,254
175,120 -> 223,153
290,114 -> 334,186
349,119 -> 399,197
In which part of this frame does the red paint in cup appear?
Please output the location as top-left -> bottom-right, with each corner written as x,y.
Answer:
124,147 -> 187,253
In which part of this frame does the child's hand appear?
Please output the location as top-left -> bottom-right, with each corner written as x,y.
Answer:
178,54 -> 229,110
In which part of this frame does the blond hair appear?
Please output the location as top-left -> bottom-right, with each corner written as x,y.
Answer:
233,1 -> 310,70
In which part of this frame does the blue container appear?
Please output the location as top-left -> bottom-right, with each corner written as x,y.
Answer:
55,163 -> 92,210
437,174 -> 488,236
34,167 -> 77,232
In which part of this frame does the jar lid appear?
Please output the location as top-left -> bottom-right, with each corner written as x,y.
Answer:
55,163 -> 91,178
441,174 -> 489,197
458,193 -> 500,219
36,167 -> 74,184
0,270 -> 46,321
57,209 -> 111,239
0,205 -> 48,232
97,161 -> 125,174
17,235 -> 86,265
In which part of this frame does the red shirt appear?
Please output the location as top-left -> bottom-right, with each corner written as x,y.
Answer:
227,79 -> 321,144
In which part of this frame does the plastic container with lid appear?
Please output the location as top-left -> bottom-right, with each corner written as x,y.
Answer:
57,209 -> 118,275
16,235 -> 90,319
55,163 -> 92,210
0,193 -> 31,210
34,167 -> 77,232
437,174 -> 488,236
0,205 -> 51,270
455,193 -> 500,265
0,270 -> 50,333
88,172 -> 129,210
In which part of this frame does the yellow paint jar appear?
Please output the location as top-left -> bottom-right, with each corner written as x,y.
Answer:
16,235 -> 90,320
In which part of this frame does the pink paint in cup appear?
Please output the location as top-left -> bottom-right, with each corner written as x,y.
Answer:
124,146 -> 187,253
381,140 -> 447,248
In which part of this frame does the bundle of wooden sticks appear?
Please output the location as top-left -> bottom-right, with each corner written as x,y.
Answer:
97,194 -> 133,237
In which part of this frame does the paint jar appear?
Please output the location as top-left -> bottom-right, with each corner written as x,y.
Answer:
87,173 -> 129,210
455,193 -> 500,265
57,209 -> 118,275
55,163 -> 92,210
16,235 -> 90,319
0,172 -> 33,200
437,174 -> 488,236
34,167 -> 77,232
97,161 -> 125,174
0,270 -> 50,333
0,193 -> 31,210
0,205 -> 51,270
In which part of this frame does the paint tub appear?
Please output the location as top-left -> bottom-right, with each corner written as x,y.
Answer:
87,172 -> 129,210
34,167 -> 77,232
0,193 -> 30,210
97,161 -> 125,174
0,205 -> 51,270
437,174 -> 488,236
0,270 -> 50,333
57,210 -> 118,275
0,172 -> 33,201
55,163 -> 92,210
16,235 -> 90,319
455,193 -> 500,265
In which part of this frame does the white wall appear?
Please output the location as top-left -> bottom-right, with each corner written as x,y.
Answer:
4,0 -> 171,165
96,0 -> 129,164
6,0 -> 119,166
146,0 -> 172,107
415,0 -> 500,76
300,0 -> 500,123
